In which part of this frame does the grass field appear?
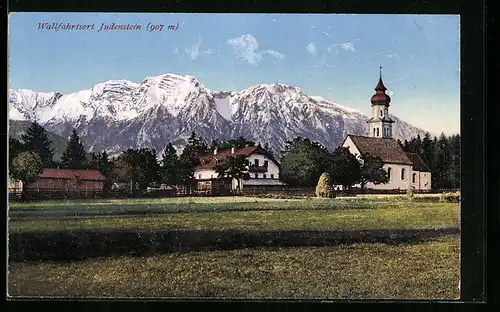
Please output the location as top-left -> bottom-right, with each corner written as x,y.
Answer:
7,196 -> 460,299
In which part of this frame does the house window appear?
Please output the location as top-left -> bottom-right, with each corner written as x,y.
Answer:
263,174 -> 267,179
199,174 -> 202,179
401,168 -> 406,180
387,167 -> 391,180
254,159 -> 259,166
271,174 -> 274,179
211,175 -> 213,179
264,160 -> 268,167
376,128 -> 380,137
255,174 -> 258,179
412,173 -> 416,183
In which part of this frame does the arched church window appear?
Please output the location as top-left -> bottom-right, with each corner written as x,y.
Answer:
387,167 -> 391,180
376,128 -> 380,137
401,168 -> 406,180
380,110 -> 383,116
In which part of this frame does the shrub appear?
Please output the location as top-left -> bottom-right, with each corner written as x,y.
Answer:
316,173 -> 336,198
439,191 -> 461,203
407,187 -> 415,201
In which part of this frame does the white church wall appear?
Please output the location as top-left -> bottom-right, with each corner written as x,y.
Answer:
342,137 -> 362,160
411,170 -> 432,191
365,163 -> 413,190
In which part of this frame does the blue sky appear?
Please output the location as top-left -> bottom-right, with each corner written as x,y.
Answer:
8,13 -> 460,135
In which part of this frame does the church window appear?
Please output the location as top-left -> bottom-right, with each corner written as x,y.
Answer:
376,128 -> 380,137
412,173 -> 416,183
387,168 -> 391,180
401,168 -> 406,180
380,110 -> 383,116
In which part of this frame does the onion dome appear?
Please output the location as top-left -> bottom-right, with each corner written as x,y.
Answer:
370,67 -> 391,106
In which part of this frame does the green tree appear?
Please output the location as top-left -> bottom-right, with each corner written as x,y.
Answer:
21,121 -> 54,168
10,151 -> 44,200
217,136 -> 256,150
60,128 -> 88,169
214,155 -> 250,192
315,172 -> 335,198
448,134 -> 461,188
421,132 -> 434,171
160,143 -> 180,186
328,146 -> 361,192
279,137 -> 331,187
89,150 -> 112,194
137,148 -> 161,191
9,137 -> 26,175
434,133 -> 450,189
113,149 -> 142,196
359,153 -> 389,192
178,132 -> 209,194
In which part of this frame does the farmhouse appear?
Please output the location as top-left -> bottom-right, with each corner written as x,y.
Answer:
341,68 -> 432,191
26,168 -> 106,193
194,145 -> 283,194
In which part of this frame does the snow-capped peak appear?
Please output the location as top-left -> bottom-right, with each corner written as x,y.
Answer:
9,73 -> 429,158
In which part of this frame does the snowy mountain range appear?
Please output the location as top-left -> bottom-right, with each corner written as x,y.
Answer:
8,73 -> 428,158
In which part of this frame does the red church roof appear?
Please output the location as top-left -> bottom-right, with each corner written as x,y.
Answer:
346,135 -> 413,165
371,68 -> 391,106
39,169 -> 106,181
405,152 -> 431,172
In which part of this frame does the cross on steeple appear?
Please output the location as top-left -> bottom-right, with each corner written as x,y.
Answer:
380,66 -> 382,79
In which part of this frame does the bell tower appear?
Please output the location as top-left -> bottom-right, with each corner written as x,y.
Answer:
367,67 -> 394,138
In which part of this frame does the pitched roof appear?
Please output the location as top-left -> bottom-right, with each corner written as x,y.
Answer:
39,169 -> 106,181
405,152 -> 431,172
198,146 -> 273,170
346,135 -> 412,165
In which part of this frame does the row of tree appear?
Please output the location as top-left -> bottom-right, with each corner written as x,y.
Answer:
8,122 -> 260,196
399,133 -> 460,189
8,121 -> 461,197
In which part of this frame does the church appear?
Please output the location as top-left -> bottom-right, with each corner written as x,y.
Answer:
341,68 -> 432,191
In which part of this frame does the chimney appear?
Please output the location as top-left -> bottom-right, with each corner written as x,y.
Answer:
213,148 -> 218,155
231,147 -> 235,154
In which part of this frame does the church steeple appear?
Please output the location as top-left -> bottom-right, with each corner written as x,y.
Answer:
367,67 -> 395,138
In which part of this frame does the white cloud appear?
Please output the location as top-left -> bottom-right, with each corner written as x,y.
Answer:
226,34 -> 284,65
387,53 -> 400,59
327,42 -> 356,54
173,47 -> 179,53
341,42 -> 356,52
265,49 -> 285,60
184,38 -> 212,60
306,42 -> 317,56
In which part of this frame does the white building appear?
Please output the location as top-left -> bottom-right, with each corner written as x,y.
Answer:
341,68 -> 432,191
194,145 -> 283,194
